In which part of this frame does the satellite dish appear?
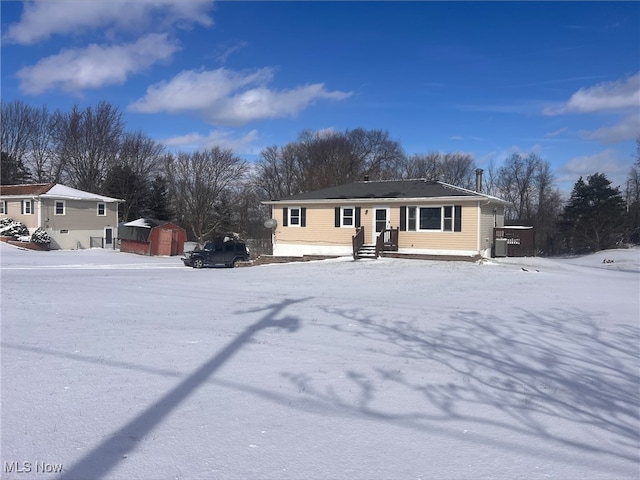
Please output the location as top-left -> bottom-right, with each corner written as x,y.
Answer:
264,218 -> 278,229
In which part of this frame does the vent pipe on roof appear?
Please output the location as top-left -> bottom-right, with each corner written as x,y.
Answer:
475,168 -> 483,193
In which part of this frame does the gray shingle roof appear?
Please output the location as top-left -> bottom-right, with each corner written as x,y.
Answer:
273,179 -> 484,201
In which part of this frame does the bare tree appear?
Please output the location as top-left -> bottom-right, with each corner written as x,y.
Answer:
345,128 -> 405,180
165,147 -> 247,243
1,100 -> 34,168
496,153 -> 541,222
25,105 -> 56,183
401,152 -> 441,179
440,152 -> 475,189
103,131 -> 165,221
252,143 -> 304,200
400,151 -> 476,189
625,136 -> 640,243
50,101 -> 124,193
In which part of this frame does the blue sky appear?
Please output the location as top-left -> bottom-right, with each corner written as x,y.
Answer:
2,1 -> 639,194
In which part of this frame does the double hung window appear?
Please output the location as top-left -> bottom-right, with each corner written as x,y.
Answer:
55,200 -> 66,215
21,200 -> 33,215
283,207 -> 306,227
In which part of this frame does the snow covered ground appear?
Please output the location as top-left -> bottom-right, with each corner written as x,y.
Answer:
1,243 -> 639,480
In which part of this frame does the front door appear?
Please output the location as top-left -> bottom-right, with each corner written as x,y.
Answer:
104,227 -> 114,248
370,207 -> 389,243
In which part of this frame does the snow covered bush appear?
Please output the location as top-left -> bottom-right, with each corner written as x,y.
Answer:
0,218 -> 29,239
31,227 -> 51,246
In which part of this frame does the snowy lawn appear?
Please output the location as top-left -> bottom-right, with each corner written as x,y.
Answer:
1,243 -> 639,480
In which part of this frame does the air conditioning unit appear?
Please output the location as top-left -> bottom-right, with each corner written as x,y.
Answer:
494,238 -> 508,257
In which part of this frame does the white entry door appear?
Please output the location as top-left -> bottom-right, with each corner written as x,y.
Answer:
370,207 -> 389,243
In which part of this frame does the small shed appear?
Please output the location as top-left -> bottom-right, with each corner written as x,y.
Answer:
119,218 -> 187,256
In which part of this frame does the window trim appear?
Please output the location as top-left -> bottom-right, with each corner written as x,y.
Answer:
283,206 -> 306,227
21,200 -> 34,215
0,200 -> 6,215
97,202 -> 106,216
341,206 -> 355,227
402,205 -> 462,232
54,200 -> 66,216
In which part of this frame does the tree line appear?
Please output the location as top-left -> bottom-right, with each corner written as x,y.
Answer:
2,99 -> 638,254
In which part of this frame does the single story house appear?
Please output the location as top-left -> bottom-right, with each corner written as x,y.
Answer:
119,218 -> 186,256
262,177 -> 510,259
0,183 -> 122,250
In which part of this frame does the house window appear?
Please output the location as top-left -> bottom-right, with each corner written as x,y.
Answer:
60,229 -> 69,234
402,205 -> 462,232
55,200 -> 66,215
97,203 -> 106,216
407,207 -> 416,231
342,207 -> 354,227
283,207 -> 306,227
419,207 -> 441,230
0,201 -> 6,215
334,207 -> 361,228
21,200 -> 33,215
290,207 -> 301,226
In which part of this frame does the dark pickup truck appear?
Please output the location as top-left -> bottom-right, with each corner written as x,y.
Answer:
182,240 -> 250,268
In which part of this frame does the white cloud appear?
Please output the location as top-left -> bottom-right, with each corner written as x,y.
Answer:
578,113 -> 640,144
559,149 -> 631,191
544,73 -> 640,115
3,0 -> 213,45
162,129 -> 260,154
17,34 -> 179,94
544,127 -> 568,138
130,68 -> 352,126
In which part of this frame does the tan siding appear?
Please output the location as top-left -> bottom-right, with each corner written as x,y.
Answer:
274,201 -> 483,252
396,203 -> 479,251
2,199 -> 40,229
274,204 -> 358,247
479,203 -> 496,254
43,199 -> 118,231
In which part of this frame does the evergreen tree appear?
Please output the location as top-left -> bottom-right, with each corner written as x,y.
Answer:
560,173 -> 626,253
103,163 -> 149,222
145,175 -> 173,221
1,151 -> 32,185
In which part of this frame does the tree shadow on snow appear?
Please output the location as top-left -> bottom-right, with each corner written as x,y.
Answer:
59,297 -> 307,480
281,306 -> 639,471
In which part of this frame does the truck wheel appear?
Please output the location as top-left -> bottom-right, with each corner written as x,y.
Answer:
193,258 -> 204,269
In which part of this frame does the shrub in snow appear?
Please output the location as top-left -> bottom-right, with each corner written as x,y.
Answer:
31,227 -> 51,246
0,218 -> 30,239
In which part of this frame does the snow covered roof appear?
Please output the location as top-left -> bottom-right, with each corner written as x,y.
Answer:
0,183 -> 122,202
41,184 -> 123,202
123,218 -> 167,228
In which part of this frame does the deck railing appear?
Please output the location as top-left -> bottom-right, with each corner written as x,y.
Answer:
375,227 -> 399,257
352,226 -> 365,260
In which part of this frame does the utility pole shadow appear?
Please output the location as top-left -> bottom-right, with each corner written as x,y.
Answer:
61,297 -> 308,480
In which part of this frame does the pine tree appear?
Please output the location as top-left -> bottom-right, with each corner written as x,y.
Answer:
560,173 -> 626,253
1,152 -> 32,185
145,175 -> 173,221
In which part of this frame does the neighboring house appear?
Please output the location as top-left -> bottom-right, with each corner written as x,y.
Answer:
119,218 -> 186,257
262,177 -> 510,259
0,183 -> 122,250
